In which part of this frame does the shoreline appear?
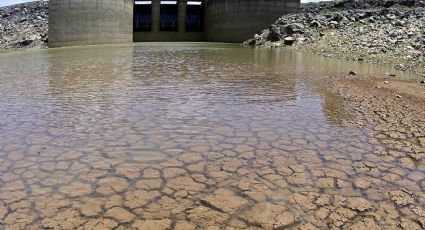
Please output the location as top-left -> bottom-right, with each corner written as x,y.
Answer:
245,0 -> 425,77
323,75 -> 425,167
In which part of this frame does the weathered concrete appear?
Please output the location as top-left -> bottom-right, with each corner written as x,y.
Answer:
205,0 -> 300,43
49,0 -> 300,46
48,0 -> 133,48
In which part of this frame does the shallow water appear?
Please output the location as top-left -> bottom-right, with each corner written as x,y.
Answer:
0,43 -> 423,229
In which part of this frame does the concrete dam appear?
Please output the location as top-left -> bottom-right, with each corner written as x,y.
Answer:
48,0 -> 300,47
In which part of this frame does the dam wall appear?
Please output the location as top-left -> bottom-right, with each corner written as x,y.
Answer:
48,0 -> 133,48
48,0 -> 300,46
205,0 -> 300,43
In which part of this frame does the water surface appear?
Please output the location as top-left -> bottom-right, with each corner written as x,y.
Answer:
0,43 -> 423,229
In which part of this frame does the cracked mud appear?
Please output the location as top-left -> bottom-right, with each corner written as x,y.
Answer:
0,44 -> 424,229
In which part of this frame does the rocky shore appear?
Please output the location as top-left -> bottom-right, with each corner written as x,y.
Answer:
245,0 -> 425,76
0,1 -> 48,51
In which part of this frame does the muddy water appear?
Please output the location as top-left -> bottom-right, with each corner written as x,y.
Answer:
0,43 -> 423,229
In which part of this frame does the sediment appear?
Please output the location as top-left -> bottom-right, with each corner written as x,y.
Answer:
245,0 -> 425,76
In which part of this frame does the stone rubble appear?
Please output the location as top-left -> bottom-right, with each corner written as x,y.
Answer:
0,0 -> 48,51
245,0 -> 425,76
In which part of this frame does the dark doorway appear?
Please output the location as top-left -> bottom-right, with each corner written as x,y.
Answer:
134,2 -> 152,31
160,2 -> 178,31
186,1 -> 203,32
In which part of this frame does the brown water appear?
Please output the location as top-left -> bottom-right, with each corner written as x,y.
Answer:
0,43 -> 423,229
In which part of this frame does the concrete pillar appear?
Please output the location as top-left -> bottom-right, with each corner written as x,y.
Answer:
152,0 -> 161,32
178,0 -> 187,33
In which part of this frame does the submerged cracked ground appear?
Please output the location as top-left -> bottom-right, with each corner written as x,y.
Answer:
0,43 -> 424,229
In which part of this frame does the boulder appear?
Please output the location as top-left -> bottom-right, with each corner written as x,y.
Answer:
284,37 -> 296,45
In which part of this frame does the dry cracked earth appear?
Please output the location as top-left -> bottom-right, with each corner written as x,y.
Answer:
0,46 -> 424,230
0,89 -> 424,230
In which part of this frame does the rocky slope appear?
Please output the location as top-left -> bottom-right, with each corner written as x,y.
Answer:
245,0 -> 425,76
0,1 -> 48,51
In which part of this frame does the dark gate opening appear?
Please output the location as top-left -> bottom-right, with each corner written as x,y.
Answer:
134,2 -> 152,31
186,1 -> 203,32
160,2 -> 178,31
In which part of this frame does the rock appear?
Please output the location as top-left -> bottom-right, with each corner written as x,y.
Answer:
333,12 -> 344,22
349,71 -> 357,76
310,20 -> 320,28
286,23 -> 305,35
284,37 -> 296,45
18,39 -> 33,47
394,19 -> 405,26
267,26 -> 281,42
329,21 -> 340,27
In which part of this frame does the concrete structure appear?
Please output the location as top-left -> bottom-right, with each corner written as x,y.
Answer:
48,0 -> 133,48
49,0 -> 300,47
204,0 -> 300,43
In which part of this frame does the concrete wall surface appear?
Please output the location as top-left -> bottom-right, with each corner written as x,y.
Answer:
48,0 -> 134,48
204,0 -> 300,43
49,0 -> 300,46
